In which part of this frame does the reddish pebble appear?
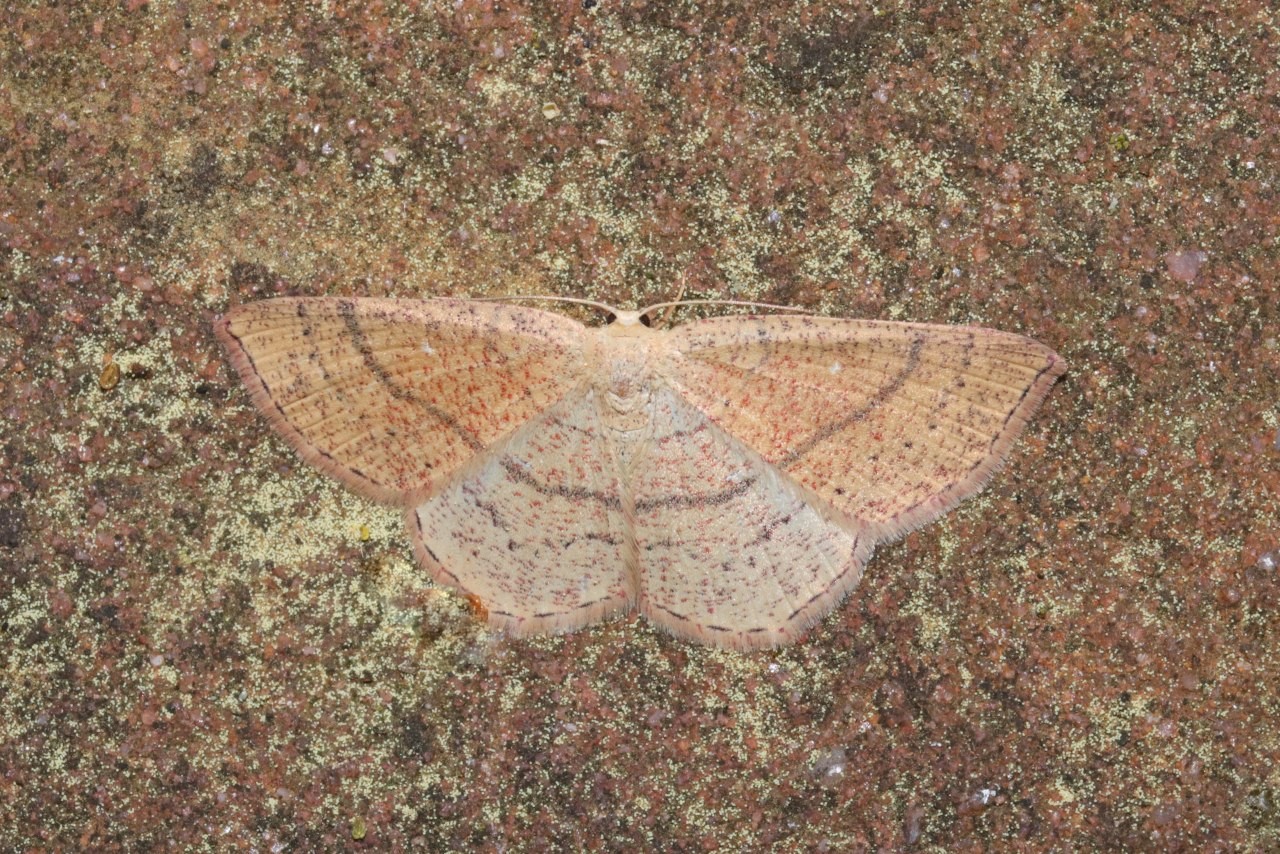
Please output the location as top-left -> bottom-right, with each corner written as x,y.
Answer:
1165,249 -> 1206,282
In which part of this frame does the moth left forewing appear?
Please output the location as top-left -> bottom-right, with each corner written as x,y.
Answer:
662,314 -> 1065,541
216,297 -> 590,506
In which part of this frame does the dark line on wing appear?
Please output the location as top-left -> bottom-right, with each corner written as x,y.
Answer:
749,502 -> 804,545
491,595 -> 616,620
221,318 -> 390,491
648,603 -> 740,636
411,510 -> 459,584
895,354 -> 1062,521
470,493 -> 506,530
336,299 -> 485,451
650,603 -> 690,622
532,597 -> 611,619
861,353 -> 1059,524
563,532 -> 624,548
993,357 -> 1061,441
500,457 -> 622,511
542,413 -> 595,436
633,476 -> 757,512
778,336 -> 925,468
786,532 -> 863,620
650,422 -> 709,442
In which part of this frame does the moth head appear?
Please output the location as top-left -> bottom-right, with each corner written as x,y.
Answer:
607,309 -> 650,328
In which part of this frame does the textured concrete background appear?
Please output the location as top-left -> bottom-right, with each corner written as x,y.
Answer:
2,1 -> 1277,849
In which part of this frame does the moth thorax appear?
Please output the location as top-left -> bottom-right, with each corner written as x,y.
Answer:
604,361 -> 651,413
598,340 -> 655,429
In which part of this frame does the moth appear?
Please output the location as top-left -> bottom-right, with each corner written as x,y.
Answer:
215,297 -> 1064,650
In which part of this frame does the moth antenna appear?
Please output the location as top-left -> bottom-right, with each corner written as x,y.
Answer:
466,294 -> 620,317
649,276 -> 690,328
466,294 -> 808,326
639,299 -> 810,325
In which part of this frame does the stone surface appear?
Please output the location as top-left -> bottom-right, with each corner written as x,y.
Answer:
2,1 -> 1278,848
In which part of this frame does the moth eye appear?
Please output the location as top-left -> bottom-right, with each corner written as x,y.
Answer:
606,312 -> 618,324
640,313 -> 654,328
